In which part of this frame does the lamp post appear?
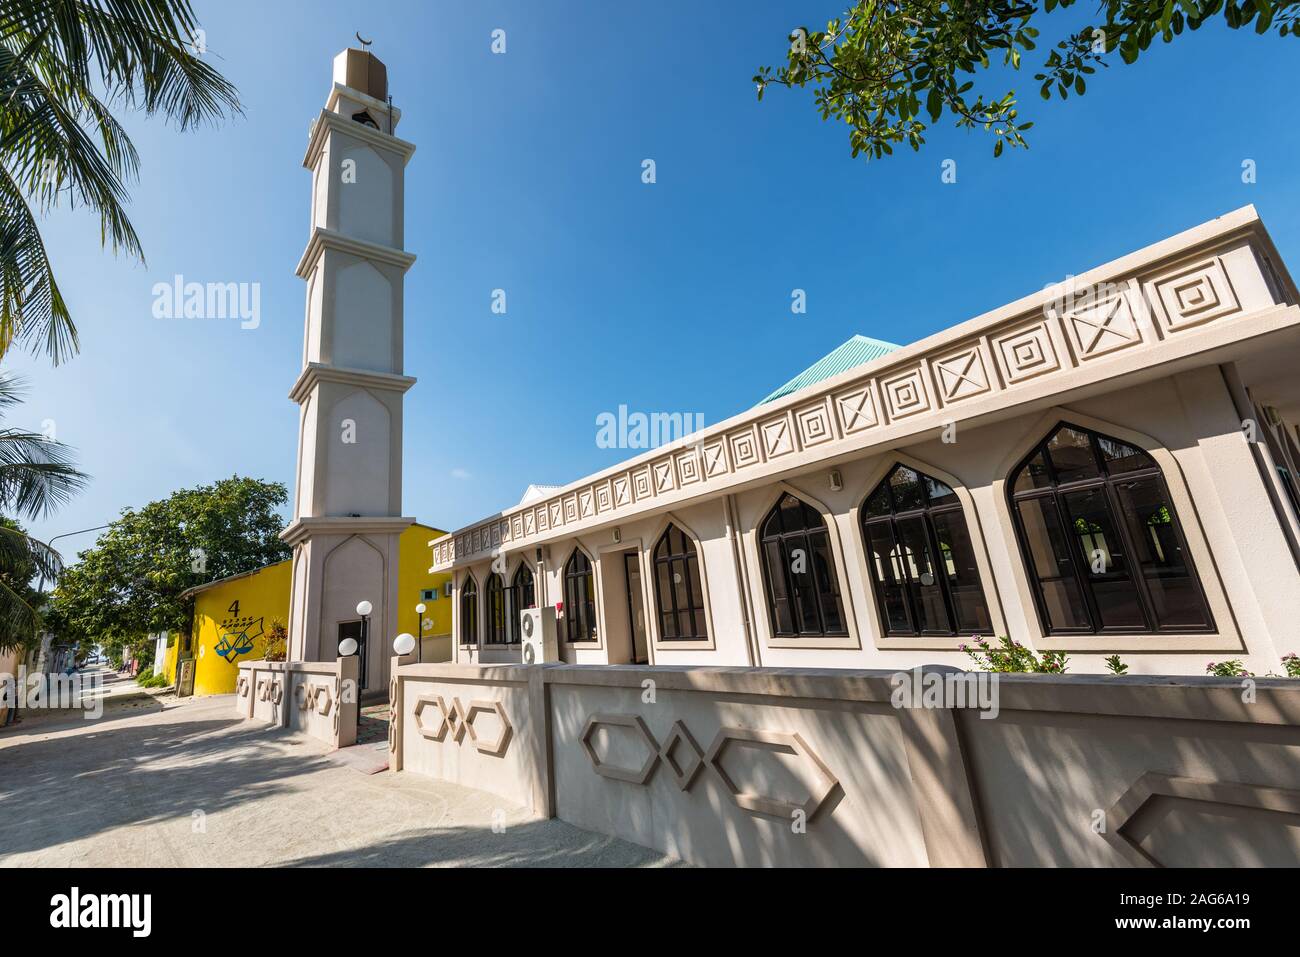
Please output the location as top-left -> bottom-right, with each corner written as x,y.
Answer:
415,603 -> 426,663
355,599 -> 372,680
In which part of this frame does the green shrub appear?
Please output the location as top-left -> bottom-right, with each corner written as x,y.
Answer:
1104,654 -> 1129,675
960,636 -> 1068,674
1205,659 -> 1252,677
1283,654 -> 1300,678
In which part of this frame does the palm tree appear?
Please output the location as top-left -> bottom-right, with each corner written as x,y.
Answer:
0,0 -> 241,365
0,370 -> 86,650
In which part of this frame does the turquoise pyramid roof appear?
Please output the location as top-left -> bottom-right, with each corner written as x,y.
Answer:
759,335 -> 902,405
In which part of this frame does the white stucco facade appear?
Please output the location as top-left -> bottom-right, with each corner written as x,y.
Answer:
432,206 -> 1300,675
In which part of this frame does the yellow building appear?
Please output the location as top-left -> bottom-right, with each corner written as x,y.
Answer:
177,522 -> 451,696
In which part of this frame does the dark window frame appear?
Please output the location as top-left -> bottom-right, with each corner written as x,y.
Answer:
652,524 -> 709,641
507,564 -> 536,645
563,549 -> 598,643
1008,421 -> 1215,637
484,573 -> 508,645
860,464 -> 994,638
459,574 -> 479,646
758,492 -> 849,639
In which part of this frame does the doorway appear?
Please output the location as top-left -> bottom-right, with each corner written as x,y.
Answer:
337,619 -> 366,690
623,552 -> 650,664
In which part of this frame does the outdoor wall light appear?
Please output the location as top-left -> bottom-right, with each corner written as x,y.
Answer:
393,633 -> 416,655
356,600 -> 373,616
338,638 -> 358,656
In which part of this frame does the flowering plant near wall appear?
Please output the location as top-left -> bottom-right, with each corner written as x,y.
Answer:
264,621 -> 287,662
1206,659 -> 1252,677
1281,654 -> 1300,678
960,636 -> 1068,674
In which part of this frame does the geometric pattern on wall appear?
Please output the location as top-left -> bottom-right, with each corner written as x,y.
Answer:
795,400 -> 835,449
760,414 -> 796,459
579,489 -> 594,519
256,677 -> 283,705
880,365 -> 932,420
675,447 -> 703,487
729,427 -> 762,470
613,475 -> 632,507
932,345 -> 991,402
1146,257 -> 1240,332
1099,771 -> 1300,868
632,467 -> 653,502
993,320 -> 1061,384
426,239 -> 1266,574
579,714 -> 839,820
834,385 -> 878,436
702,440 -> 729,478
1062,289 -> 1144,360
413,694 -> 512,757
652,459 -> 675,494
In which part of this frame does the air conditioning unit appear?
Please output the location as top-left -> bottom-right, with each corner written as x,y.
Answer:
520,607 -> 558,665
442,581 -> 453,599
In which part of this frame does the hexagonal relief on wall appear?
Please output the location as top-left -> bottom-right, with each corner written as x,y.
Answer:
580,713 -> 660,785
1100,771 -> 1300,867
704,726 -> 840,821
413,693 -> 452,741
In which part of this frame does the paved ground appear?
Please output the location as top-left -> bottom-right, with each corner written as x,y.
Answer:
0,669 -> 674,867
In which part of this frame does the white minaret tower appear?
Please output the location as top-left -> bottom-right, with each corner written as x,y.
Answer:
282,47 -> 416,695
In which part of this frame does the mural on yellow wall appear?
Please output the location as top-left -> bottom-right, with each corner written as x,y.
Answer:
190,559 -> 290,696
182,523 -> 451,696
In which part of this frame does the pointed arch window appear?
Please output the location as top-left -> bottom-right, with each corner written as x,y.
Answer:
563,549 -> 597,642
861,464 -> 993,637
1008,422 -> 1214,635
508,564 -> 536,644
459,575 -> 479,645
485,573 -> 508,645
759,493 -> 847,638
653,524 -> 707,641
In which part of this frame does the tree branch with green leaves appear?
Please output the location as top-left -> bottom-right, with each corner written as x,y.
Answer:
754,0 -> 1300,160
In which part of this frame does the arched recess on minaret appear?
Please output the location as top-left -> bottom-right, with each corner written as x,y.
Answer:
331,258 -> 393,372
319,534 -> 387,651
336,142 -> 395,246
325,388 -> 391,516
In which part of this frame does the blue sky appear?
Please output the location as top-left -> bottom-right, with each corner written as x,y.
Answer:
10,0 -> 1300,559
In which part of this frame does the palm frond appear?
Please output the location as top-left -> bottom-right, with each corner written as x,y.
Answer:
0,426 -> 88,519
0,165 -> 77,362
0,0 -> 241,364
0,574 -> 43,652
0,520 -> 61,584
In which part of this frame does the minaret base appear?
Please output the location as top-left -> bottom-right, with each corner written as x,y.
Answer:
283,516 -> 415,694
